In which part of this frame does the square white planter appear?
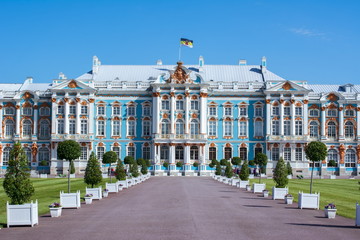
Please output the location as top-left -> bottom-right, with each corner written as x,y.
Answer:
7,200 -> 38,228
84,197 -> 92,204
285,197 -> 293,204
106,183 -> 119,193
287,175 -> 292,179
49,207 -> 62,217
60,191 -> 81,209
70,174 -> 76,178
39,174 -> 48,178
86,187 -> 102,200
238,180 -> 249,189
272,187 -> 288,200
253,183 -> 266,193
356,203 -> 360,227
324,209 -> 337,218
231,179 -> 240,186
117,180 -> 128,189
330,175 -> 336,179
298,192 -> 320,209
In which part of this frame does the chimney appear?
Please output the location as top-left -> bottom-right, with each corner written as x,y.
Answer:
24,77 -> 33,84
92,56 -> 101,74
156,59 -> 162,65
58,72 -> 67,80
199,56 -> 204,72
261,56 -> 267,73
239,59 -> 247,66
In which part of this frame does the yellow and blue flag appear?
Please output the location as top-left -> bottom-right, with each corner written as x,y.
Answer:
180,38 -> 193,48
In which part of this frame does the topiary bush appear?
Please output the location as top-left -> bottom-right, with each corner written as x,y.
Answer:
273,157 -> 288,188
70,160 -> 76,174
225,163 -> 233,178
286,161 -> 293,175
215,163 -> 222,175
163,162 -> 169,169
130,163 -> 140,178
231,157 -> 241,166
84,152 -> 103,188
193,162 -> 199,168
137,158 -> 145,166
176,161 -> 183,168
209,159 -> 218,168
115,160 -> 127,181
220,159 -> 228,166
239,161 -> 249,181
124,156 -> 135,165
141,164 -> 148,175
248,160 -> 255,166
328,160 -> 337,167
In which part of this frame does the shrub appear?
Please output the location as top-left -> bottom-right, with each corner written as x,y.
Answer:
137,158 -> 145,166
231,157 -> 241,166
239,161 -> 249,180
248,160 -> 255,166
144,159 -> 151,167
102,151 -> 118,182
115,160 -> 126,181
70,160 -> 75,174
209,159 -> 218,168
163,162 -> 169,169
130,163 -> 140,177
273,157 -> 288,188
225,164 -> 233,178
193,162 -> 199,168
84,152 -> 102,188
328,160 -> 337,167
305,141 -> 327,193
220,159 -> 228,166
286,161 -> 293,176
141,164 -> 148,175
176,161 -> 183,168
124,156 -> 135,165
215,164 -> 222,175
3,142 -> 35,205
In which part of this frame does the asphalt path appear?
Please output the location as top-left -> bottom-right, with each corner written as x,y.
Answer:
1,177 -> 359,240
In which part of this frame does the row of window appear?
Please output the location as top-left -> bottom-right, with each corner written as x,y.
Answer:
327,149 -> 357,167
272,120 -> 303,136
95,145 -> 150,161
58,105 -> 88,115
96,105 -> 151,116
272,106 -> 303,116
3,107 -> 50,116
208,121 -> 263,137
309,121 -> 356,139
162,100 -> 199,111
2,147 -> 49,166
4,119 -> 50,139
208,106 -> 263,117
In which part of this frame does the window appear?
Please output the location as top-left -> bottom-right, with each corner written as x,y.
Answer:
38,147 -> 50,164
327,121 -> 336,138
309,121 -> 319,138
97,106 -> 105,115
209,147 -> 217,161
81,120 -> 88,134
309,109 -> 319,117
5,107 -> 14,115
113,106 -> 121,115
127,106 -> 136,116
22,107 -> 32,116
345,149 -> 356,167
127,120 -> 136,136
272,106 -> 279,116
81,106 -> 88,115
208,121 -> 217,136
224,107 -> 232,116
80,147 -> 88,160
255,147 -> 262,156
24,147 -> 32,164
161,100 -> 170,110
190,119 -> 199,136
271,147 -> 279,161
176,119 -> 184,135
112,147 -> 120,159
295,120 -> 302,136
272,120 -> 279,135
143,146 -> 151,160
112,120 -> 120,136
69,106 -> 76,115
127,146 -> 135,158
345,121 -> 354,138
143,121 -> 151,136
39,120 -> 50,139
255,107 -> 262,117
22,119 -> 32,137
239,107 -> 247,116
239,121 -> 247,136
143,105 -> 151,116
224,147 -> 232,160
5,119 -> 14,138
175,146 -> 184,160
176,100 -> 184,110
345,109 -> 355,117
254,121 -> 263,137
284,120 -> 291,136
327,109 -> 337,117
191,100 -> 199,110
295,148 -> 302,161
160,146 -> 169,160
284,147 -> 291,161
40,107 -> 50,116
57,105 -> 64,114
190,146 -> 199,160
98,120 -> 105,136
69,120 -> 75,134
97,146 -> 105,160
295,107 -> 302,116
57,119 -> 64,134
209,107 -> 217,116
224,121 -> 232,137
3,147 -> 11,166
283,106 -> 291,116
239,147 -> 247,161
161,119 -> 170,135
327,149 -> 338,167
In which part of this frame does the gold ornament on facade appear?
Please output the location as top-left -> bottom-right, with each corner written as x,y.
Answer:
295,102 -> 302,107
166,62 -> 192,84
23,92 -> 32,99
282,82 -> 292,90
200,92 -> 208,98
31,143 -> 38,162
303,99 -> 309,104
177,113 -> 183,119
15,105 -> 20,109
185,91 -> 190,97
285,143 -> 290,148
279,99 -> 284,104
309,104 -> 319,109
191,113 -> 198,118
75,98 -> 80,103
290,99 -> 295,104
356,145 -> 360,163
327,93 -> 338,102
33,105 -> 38,110
98,142 -> 104,147
163,113 -> 168,119
321,106 -> 326,111
128,142 -> 134,147
265,99 -> 271,104
51,98 -> 57,103
88,99 -> 95,103
68,80 -> 78,88
152,92 -> 160,97
338,107 -> 343,111
63,98 -> 69,103
170,92 -> 175,97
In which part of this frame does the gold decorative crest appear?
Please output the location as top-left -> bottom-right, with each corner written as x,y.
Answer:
68,80 -> 78,88
166,62 -> 192,84
282,82 -> 292,90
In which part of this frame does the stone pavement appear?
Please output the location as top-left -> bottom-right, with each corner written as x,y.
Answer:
1,177 -> 359,240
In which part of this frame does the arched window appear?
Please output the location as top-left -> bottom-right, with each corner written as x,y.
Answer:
175,146 -> 184,160
309,121 -> 319,138
190,146 -> 199,160
239,147 -> 247,161
3,147 -> 11,166
176,119 -> 184,135
142,120 -> 151,136
38,147 -> 50,165
209,147 -> 217,161
127,146 -> 135,158
112,120 -> 121,136
22,119 -> 32,138
81,147 -> 88,160
254,147 -> 262,156
24,147 -> 32,164
39,120 -> 50,139
190,119 -> 199,136
271,147 -> 279,161
97,146 -> 105,160
160,145 -> 169,160
224,147 -> 232,160
40,107 -> 50,116
345,121 -> 354,138
272,120 -> 279,135
345,149 -> 356,167
161,119 -> 170,135
112,146 -> 120,159
327,121 -> 336,138
5,119 -> 14,138
224,121 -> 232,137
327,149 -> 338,167
208,121 -> 217,136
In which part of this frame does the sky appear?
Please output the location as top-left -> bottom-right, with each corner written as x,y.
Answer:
0,0 -> 359,85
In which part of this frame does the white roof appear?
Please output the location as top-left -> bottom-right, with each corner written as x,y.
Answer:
308,84 -> 360,93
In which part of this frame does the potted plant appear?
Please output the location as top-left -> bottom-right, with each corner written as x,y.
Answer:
49,202 -> 62,217
286,162 -> 293,179
263,189 -> 269,198
84,193 -> 93,204
254,153 -> 268,182
163,162 -> 169,176
272,157 -> 289,200
102,151 -> 118,183
238,161 -> 249,188
246,184 -> 252,192
328,160 -> 337,179
284,194 -> 293,204
103,189 -> 109,198
176,161 -> 183,176
324,203 -> 337,218
3,143 -> 37,227
84,152 -> 103,199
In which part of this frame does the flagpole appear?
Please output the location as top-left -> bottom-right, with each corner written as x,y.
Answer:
178,43 -> 182,61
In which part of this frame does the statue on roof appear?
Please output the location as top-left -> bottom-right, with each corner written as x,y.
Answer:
166,62 -> 193,84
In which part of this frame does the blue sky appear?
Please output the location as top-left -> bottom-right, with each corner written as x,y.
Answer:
0,0 -> 359,85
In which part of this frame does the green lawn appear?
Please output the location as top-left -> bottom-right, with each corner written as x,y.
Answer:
0,177 -> 117,228
249,178 -> 360,219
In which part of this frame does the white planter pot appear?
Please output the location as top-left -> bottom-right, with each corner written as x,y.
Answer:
60,191 -> 81,209
231,179 -> 240,186
106,183 -> 119,193
298,192 -> 320,209
117,180 -> 128,189
39,174 -> 48,178
84,197 -> 92,204
324,208 -> 337,218
49,207 -> 62,218
7,200 -> 39,228
330,175 -> 336,179
246,185 -> 252,191
239,180 -> 249,189
287,175 -> 292,179
253,183 -> 266,193
285,197 -> 293,205
70,174 -> 76,178
86,187 -> 102,200
272,187 -> 288,200
103,191 -> 109,198
356,203 -> 360,227
263,191 -> 269,198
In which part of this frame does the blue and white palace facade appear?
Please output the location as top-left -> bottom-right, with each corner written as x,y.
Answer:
0,56 -> 360,176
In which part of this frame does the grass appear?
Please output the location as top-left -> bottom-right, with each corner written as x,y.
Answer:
249,178 -> 360,219
0,177 -> 118,228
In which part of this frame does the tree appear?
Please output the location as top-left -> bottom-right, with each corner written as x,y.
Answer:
141,164 -> 148,175
163,162 -> 169,169
215,163 -> 222,175
239,161 -> 249,181
84,152 -> 103,188
115,160 -> 127,181
124,156 -> 135,165
248,160 -> 255,166
70,160 -> 75,174
144,159 -> 151,168
102,151 -> 118,183
3,142 -> 35,205
136,158 -> 145,166
209,159 -> 218,168
220,159 -> 228,166
273,157 -> 288,188
286,162 -> 293,176
130,163 -> 140,177
231,157 -> 241,166
254,153 -> 268,183
176,161 -> 183,168
193,162 -> 199,168
305,141 -> 327,194
57,140 -> 81,193
328,160 -> 337,167
225,163 -> 233,178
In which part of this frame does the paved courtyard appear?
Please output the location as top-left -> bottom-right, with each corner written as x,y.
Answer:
1,177 -> 359,240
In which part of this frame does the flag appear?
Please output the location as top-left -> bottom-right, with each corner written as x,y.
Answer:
180,38 -> 193,48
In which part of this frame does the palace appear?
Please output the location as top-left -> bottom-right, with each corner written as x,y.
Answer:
0,56 -> 360,176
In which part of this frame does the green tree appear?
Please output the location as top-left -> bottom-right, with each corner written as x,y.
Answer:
328,160 -> 337,167
136,158 -> 145,166
286,162 -> 293,176
231,157 -> 241,166
163,162 -> 169,169
115,160 -> 127,181
176,161 -> 183,168
84,152 -> 103,188
141,164 -> 148,175
305,141 -> 327,194
215,163 -> 222,175
3,142 -> 35,205
273,157 -> 288,188
209,159 -> 218,168
144,159 -> 151,168
70,160 -> 75,174
124,156 -> 135,165
225,163 -> 233,178
57,140 -> 81,193
254,153 -> 268,183
220,159 -> 228,166
193,162 -> 199,168
239,161 -> 249,181
130,163 -> 140,177
102,151 -> 118,183
248,160 -> 255,166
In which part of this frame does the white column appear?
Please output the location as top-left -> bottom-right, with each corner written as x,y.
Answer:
200,92 -> 207,135
266,100 -> 271,136
76,99 -> 81,134
291,144 -> 296,162
51,143 -> 57,160
152,93 -> 160,135
33,103 -> 38,136
89,99 -> 94,135
0,103 -> 3,136
291,100 -> 295,136
339,105 -> 344,140
170,93 -> 175,134
279,101 -> 284,135
184,144 -> 190,164
303,100 -> 308,136
185,94 -> 190,134
357,105 -> 360,140
15,103 -> 20,136
64,99 -> 69,134
321,103 -> 326,138
169,144 -> 175,164
51,100 -> 57,134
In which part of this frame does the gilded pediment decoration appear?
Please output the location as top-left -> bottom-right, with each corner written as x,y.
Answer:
166,62 -> 192,84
